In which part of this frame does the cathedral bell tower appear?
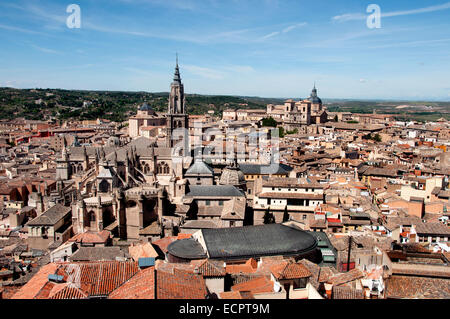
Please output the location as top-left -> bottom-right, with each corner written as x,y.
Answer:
166,56 -> 189,155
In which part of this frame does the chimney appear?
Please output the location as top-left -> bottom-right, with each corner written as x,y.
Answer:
324,283 -> 333,299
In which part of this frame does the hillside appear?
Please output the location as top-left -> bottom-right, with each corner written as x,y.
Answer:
0,88 -> 277,122
0,87 -> 448,122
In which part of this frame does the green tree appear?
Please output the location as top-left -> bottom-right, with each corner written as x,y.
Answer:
372,133 -> 382,142
263,208 -> 276,224
262,117 -> 278,127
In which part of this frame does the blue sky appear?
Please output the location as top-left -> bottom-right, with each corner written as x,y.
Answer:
0,0 -> 449,100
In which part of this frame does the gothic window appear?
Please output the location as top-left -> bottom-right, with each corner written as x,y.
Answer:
99,179 -> 110,193
77,164 -> 83,172
157,162 -> 169,175
144,164 -> 150,175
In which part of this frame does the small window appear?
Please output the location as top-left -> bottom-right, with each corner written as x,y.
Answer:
219,201 -> 223,206
205,200 -> 211,206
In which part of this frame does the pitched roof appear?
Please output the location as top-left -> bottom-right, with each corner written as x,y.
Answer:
70,247 -> 129,262
128,242 -> 159,261
226,258 -> 258,274
185,160 -> 214,176
49,285 -> 88,299
185,185 -> 245,198
68,230 -> 111,244
270,261 -> 312,280
109,266 -> 155,299
156,269 -> 208,299
328,268 -> 364,286
11,263 -> 59,299
196,259 -> 226,277
332,285 -> 364,299
231,276 -> 274,294
220,290 -> 255,299
385,275 -> 450,299
27,204 -> 71,226
415,223 -> 450,236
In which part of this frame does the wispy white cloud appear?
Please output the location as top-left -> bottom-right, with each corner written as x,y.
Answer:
282,22 -> 307,33
31,45 -> 61,54
260,22 -> 307,40
183,65 -> 225,79
333,2 -> 450,22
0,23 -> 47,35
261,31 -> 280,40
369,38 -> 450,49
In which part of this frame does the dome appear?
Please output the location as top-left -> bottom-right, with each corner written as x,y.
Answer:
308,85 -> 322,104
219,161 -> 246,187
140,102 -> 153,112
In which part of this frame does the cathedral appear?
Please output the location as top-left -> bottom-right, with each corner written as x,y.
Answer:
53,60 -> 249,243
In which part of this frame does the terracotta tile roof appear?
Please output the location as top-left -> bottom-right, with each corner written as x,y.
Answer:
231,276 -> 273,294
156,269 -> 208,299
128,242 -> 159,261
11,263 -> 58,299
152,236 -> 178,254
34,281 -> 57,299
257,256 -> 295,276
196,259 -> 226,277
177,233 -> 192,240
220,290 -> 254,299
391,263 -> 450,278
270,261 -> 312,280
67,261 -> 139,297
49,285 -> 88,299
109,267 -> 155,299
328,268 -> 364,286
226,258 -> 258,274
385,275 -> 450,299
332,285 -> 364,299
68,230 -> 111,244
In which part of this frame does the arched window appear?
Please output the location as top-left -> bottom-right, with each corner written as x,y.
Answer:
144,164 -> 150,175
157,162 -> 169,175
99,179 -> 110,193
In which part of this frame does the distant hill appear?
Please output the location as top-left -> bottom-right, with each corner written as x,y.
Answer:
0,87 -> 448,122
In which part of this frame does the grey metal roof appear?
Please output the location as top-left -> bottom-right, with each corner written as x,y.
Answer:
201,223 -> 318,260
167,238 -> 207,260
185,185 -> 245,198
185,160 -> 214,176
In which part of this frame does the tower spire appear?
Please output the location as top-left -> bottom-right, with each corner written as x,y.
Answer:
173,53 -> 181,83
